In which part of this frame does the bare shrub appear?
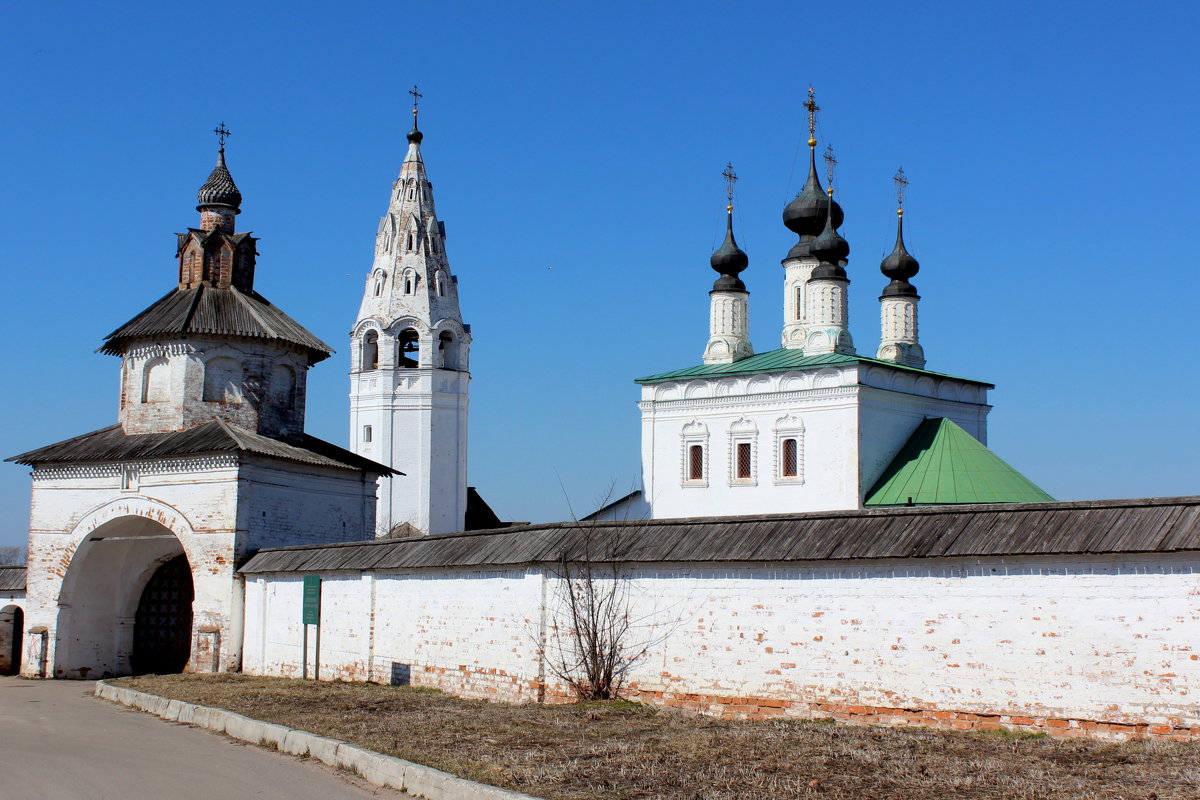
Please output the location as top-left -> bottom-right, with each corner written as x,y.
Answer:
545,525 -> 647,701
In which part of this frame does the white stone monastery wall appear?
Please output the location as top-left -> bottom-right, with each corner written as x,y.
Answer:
641,364 -> 989,519
243,551 -> 1200,740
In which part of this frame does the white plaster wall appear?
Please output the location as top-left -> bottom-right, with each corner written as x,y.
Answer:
350,367 -> 469,536
238,458 -> 378,552
243,551 -> 1200,728
641,368 -> 863,518
20,452 -> 376,678
641,365 -> 992,518
245,567 -> 543,699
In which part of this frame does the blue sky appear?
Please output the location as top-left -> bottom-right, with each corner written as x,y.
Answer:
2,0 -> 1197,547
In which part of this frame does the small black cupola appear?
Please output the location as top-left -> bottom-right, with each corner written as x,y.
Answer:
407,84 -> 424,144
880,168 -> 919,297
196,145 -> 242,213
711,163 -> 749,292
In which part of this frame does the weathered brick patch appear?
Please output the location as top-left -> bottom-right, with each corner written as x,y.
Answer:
622,688 -> 1200,742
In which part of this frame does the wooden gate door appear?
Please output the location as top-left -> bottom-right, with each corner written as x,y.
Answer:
131,555 -> 194,675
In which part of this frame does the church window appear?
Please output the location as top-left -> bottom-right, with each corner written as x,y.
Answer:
680,419 -> 709,486
407,186 -> 415,200
397,328 -> 419,368
362,425 -> 373,443
727,417 -> 758,486
361,331 -> 379,371
435,271 -> 445,297
774,414 -> 805,484
372,271 -> 386,297
688,445 -> 704,481
796,287 -> 803,320
781,438 -> 799,477
407,233 -> 414,251
202,357 -> 243,403
736,442 -> 753,479
142,358 -> 170,403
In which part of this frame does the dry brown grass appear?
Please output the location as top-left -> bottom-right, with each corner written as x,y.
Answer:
114,674 -> 1199,800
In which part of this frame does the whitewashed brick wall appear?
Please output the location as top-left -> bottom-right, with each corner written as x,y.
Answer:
242,551 -> 1200,739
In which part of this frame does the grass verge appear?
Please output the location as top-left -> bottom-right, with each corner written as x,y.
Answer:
114,674 -> 1199,800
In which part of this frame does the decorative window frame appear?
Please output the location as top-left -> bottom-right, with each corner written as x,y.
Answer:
680,419 -> 709,488
727,417 -> 758,486
773,412 -> 805,485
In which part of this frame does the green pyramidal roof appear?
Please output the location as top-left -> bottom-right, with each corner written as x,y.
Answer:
865,418 -> 1053,506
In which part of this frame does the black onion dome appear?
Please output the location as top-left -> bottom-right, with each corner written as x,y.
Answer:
809,193 -> 849,271
783,148 -> 844,238
880,214 -> 919,280
407,126 -> 423,145
196,149 -> 242,211
710,213 -> 749,292
880,213 -> 919,297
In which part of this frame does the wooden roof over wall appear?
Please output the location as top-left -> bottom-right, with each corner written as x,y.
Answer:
240,496 -> 1200,575
0,567 -> 26,592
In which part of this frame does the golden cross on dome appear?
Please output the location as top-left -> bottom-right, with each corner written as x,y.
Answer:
823,144 -> 837,188
894,167 -> 909,215
214,122 -> 231,148
722,162 -> 737,212
803,87 -> 820,147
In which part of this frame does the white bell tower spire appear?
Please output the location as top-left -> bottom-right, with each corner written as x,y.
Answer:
350,89 -> 471,536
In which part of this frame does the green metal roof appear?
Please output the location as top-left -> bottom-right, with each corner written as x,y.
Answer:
865,418 -> 1053,506
634,348 -> 991,386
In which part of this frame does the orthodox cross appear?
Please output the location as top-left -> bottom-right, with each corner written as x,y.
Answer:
409,85 -> 423,125
214,122 -> 231,149
804,87 -> 820,147
722,162 -> 737,212
893,167 -> 909,214
823,144 -> 837,190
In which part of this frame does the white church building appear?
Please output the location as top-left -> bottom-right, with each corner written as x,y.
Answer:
4,97 -> 1199,743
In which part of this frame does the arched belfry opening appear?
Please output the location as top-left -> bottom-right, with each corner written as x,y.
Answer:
0,605 -> 22,676
55,516 -> 194,678
361,330 -> 379,371
438,331 -> 458,369
398,329 -> 420,368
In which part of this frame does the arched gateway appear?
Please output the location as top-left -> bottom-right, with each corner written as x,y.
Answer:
56,514 -> 196,678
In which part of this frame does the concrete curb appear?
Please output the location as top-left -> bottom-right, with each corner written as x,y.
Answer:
94,680 -> 542,800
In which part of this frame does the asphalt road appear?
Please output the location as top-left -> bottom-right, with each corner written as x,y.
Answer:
0,676 -> 408,799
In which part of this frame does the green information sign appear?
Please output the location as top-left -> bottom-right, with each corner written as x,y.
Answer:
302,575 -> 321,625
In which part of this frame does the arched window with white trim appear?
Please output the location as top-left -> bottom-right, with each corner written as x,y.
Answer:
680,420 -> 709,486
774,413 -> 805,484
727,417 -> 758,486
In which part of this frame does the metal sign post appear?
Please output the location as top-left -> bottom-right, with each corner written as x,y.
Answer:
302,575 -> 321,680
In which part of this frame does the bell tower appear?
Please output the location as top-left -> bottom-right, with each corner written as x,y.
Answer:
349,91 -> 471,536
